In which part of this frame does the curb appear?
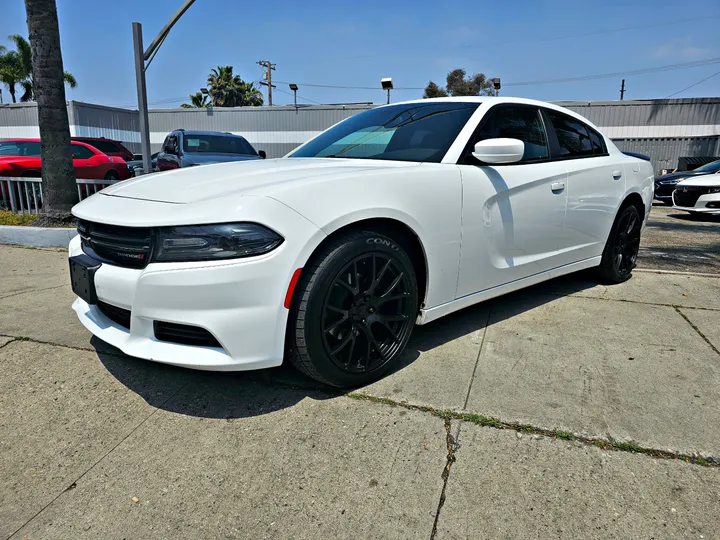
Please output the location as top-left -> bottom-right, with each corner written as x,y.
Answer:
0,225 -> 75,248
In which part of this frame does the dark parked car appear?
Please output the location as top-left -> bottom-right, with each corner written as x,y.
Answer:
654,158 -> 720,204
72,137 -> 134,162
127,152 -> 160,176
156,130 -> 265,171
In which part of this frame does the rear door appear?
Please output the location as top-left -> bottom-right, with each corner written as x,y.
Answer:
543,109 -> 626,264
456,104 -> 568,298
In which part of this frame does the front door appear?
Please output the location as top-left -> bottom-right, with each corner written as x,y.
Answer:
456,105 -> 568,298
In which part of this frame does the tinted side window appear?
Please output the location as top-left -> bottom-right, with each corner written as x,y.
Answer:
547,111 -> 594,158
588,128 -> 606,155
71,145 -> 95,159
474,106 -> 549,162
90,141 -> 121,154
237,137 -> 257,155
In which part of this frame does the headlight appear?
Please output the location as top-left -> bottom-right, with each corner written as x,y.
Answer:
154,223 -> 283,262
660,178 -> 681,185
709,187 -> 720,194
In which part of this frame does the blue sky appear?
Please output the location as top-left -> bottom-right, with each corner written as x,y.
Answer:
1,0 -> 719,108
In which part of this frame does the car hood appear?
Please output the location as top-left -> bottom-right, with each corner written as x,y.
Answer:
655,171 -> 702,182
676,174 -> 720,187
183,153 -> 261,165
97,158 -> 419,204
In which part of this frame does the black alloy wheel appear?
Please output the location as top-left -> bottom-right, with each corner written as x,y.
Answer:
289,230 -> 418,387
599,205 -> 642,283
321,252 -> 414,374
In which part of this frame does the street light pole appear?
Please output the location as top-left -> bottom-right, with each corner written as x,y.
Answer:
133,0 -> 196,175
132,23 -> 152,176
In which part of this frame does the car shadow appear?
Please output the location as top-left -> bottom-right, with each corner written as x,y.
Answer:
94,271 -> 601,420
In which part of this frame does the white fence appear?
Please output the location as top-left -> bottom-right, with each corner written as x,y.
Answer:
0,177 -> 120,214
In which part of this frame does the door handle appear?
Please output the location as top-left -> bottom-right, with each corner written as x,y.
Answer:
551,181 -> 565,192
612,170 -> 623,179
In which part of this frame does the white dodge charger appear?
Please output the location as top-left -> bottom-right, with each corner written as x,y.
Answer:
69,97 -> 654,387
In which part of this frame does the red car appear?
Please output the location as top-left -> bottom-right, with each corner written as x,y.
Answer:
72,137 -> 135,162
0,139 -> 130,180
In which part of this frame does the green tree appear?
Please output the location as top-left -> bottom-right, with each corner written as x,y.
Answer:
24,0 -> 76,217
181,91 -> 210,108
423,68 -> 495,98
206,65 -> 263,107
0,34 -> 76,102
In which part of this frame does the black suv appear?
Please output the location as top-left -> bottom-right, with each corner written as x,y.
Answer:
156,130 -> 266,171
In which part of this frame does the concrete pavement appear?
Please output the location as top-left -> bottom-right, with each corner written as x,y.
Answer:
1,237 -> 719,538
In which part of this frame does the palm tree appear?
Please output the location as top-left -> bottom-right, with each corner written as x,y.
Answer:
181,91 -> 210,108
24,0 -> 76,217
0,34 -> 76,103
206,66 -> 263,107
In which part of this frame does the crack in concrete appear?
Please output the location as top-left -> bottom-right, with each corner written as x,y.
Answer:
462,305 -> 492,410
0,283 -> 66,301
674,306 -> 720,357
346,393 -> 719,468
568,294 -> 720,312
0,333 -> 128,359
430,418 -> 459,540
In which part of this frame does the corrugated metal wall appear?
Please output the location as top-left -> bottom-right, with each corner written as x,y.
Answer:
1,98 -> 718,171
69,102 -> 140,148
147,104 -> 374,156
612,137 -> 720,174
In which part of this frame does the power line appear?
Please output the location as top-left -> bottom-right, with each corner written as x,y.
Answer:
665,70 -> 720,98
272,56 -> 720,92
273,86 -> 323,105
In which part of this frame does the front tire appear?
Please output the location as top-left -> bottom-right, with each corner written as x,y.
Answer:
598,205 -> 642,283
289,230 -> 418,388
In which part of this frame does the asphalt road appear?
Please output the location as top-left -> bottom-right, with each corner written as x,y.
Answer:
640,204 -> 720,274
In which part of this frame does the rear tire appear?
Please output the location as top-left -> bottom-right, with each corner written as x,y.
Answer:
598,205 -> 642,283
104,171 -> 119,180
288,230 -> 418,388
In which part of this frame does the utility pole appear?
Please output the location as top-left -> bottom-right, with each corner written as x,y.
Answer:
257,60 -> 276,106
620,79 -> 626,100
133,0 -> 196,175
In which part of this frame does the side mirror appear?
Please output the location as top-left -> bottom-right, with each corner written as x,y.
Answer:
258,150 -> 267,159
472,138 -> 524,164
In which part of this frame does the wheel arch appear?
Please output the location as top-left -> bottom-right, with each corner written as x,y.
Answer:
299,214 -> 430,311
620,190 -> 646,217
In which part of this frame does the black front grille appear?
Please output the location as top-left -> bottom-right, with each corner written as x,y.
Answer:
98,301 -> 131,329
78,219 -> 152,269
673,187 -> 706,208
154,321 -> 221,348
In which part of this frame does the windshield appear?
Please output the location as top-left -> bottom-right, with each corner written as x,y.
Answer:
290,102 -> 479,163
693,159 -> 720,174
182,134 -> 257,155
0,141 -> 41,157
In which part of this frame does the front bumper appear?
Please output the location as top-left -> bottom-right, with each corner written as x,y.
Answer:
68,212 -> 325,371
672,191 -> 720,215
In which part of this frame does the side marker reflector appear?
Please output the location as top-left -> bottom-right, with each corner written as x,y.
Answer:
284,268 -> 303,309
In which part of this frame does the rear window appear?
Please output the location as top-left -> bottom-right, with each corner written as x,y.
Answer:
547,111 -> 594,158
75,139 -> 130,156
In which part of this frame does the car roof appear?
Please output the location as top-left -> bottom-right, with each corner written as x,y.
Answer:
387,96 -> 605,131
72,136 -> 121,143
175,130 -> 247,138
1,138 -> 94,148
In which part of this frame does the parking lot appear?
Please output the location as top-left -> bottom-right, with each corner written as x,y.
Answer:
1,205 -> 718,539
